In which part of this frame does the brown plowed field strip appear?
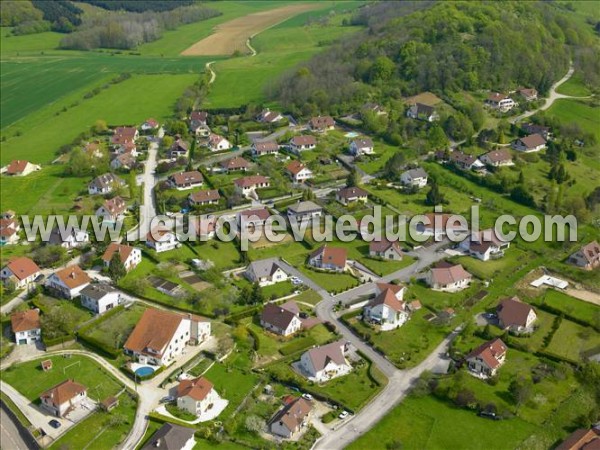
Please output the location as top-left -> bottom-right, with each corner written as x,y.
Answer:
180,3 -> 322,56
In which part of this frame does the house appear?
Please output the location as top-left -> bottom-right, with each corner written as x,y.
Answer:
555,428 -> 600,450
237,208 -> 271,231
257,109 -> 284,123
260,301 -> 302,336
11,309 -> 41,345
459,228 -> 510,261
111,127 -> 138,147
309,116 -> 335,132
101,243 -> 141,271
400,168 -> 428,188
522,123 -> 551,140
188,190 -> 221,207
465,338 -> 507,378
568,241 -> 600,270
246,259 -> 289,287
189,111 -> 208,133
80,283 -> 123,315
168,139 -> 189,159
449,151 -> 485,171
299,340 -> 351,382
426,262 -> 472,292
46,265 -> 91,299
369,238 -> 403,260
362,102 -> 386,115
220,156 -> 249,173
308,245 -> 347,272
375,282 -> 407,300
124,308 -> 211,366
141,423 -> 196,450
85,142 -> 103,159
96,196 -> 127,222
496,297 -> 537,334
168,171 -> 204,190
252,140 -> 279,157
146,227 -> 178,253
110,153 -> 136,171
114,142 -> 138,157
195,215 -> 217,241
336,186 -> 368,206
208,133 -> 231,152
269,397 -> 312,439
40,380 -> 87,417
48,227 -> 90,249
485,93 -> 515,112
479,149 -> 513,167
234,175 -> 270,196
287,201 -> 323,223
512,134 -> 546,152
364,288 -> 410,331
1,257 -> 41,289
88,173 -> 125,195
0,213 -> 20,245
518,87 -> 538,101
4,160 -> 41,176
417,213 -> 469,237
176,376 -> 221,419
349,138 -> 374,156
140,118 -> 159,131
286,160 -> 313,183
406,103 -> 439,122
289,135 -> 317,153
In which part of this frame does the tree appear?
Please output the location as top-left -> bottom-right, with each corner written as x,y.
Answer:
93,119 -> 108,134
455,389 -> 477,409
33,245 -> 66,267
369,56 -> 395,82
427,124 -> 449,150
108,253 -> 126,282
383,152 -> 405,181
237,285 -> 252,305
250,282 -> 264,305
187,139 -> 197,171
509,377 -> 532,409
245,415 -> 265,434
346,167 -> 361,187
425,179 -> 446,206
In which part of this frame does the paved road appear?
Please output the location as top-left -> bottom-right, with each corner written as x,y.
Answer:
511,62 -> 590,124
0,406 -> 31,450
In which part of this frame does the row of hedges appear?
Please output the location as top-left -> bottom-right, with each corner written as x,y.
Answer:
534,301 -> 600,332
76,333 -> 121,359
224,305 -> 261,324
279,337 -> 317,356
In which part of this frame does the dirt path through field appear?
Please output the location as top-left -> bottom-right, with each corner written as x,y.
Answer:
181,3 -> 321,56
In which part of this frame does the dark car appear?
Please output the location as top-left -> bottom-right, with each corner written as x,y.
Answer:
48,419 -> 61,429
299,312 -> 309,319
34,274 -> 46,283
478,411 -> 500,420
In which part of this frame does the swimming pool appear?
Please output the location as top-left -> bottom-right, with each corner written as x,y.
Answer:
344,131 -> 360,138
135,366 -> 155,377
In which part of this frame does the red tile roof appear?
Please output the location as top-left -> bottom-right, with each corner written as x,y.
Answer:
466,338 -> 507,370
53,265 -> 91,289
41,379 -> 86,407
4,257 -> 40,281
11,309 -> 40,332
102,243 -> 135,264
311,245 -> 347,269
177,376 -> 213,401
6,160 -> 30,175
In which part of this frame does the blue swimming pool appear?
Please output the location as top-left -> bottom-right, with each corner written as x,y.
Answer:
135,366 -> 155,377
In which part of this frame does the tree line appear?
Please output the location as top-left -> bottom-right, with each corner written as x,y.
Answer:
80,1 -> 194,13
59,4 -> 220,50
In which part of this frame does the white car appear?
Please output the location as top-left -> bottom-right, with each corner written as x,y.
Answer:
338,411 -> 349,420
302,393 -> 313,401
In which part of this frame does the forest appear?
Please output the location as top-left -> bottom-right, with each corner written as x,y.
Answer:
273,2 -> 595,116
79,1 -> 194,13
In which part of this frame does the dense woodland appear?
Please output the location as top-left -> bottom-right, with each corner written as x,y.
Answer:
79,1 -> 194,13
273,2 -> 595,116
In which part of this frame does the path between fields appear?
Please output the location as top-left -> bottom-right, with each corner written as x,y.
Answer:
181,3 -> 322,56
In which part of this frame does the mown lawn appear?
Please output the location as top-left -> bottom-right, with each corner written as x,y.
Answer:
348,395 -> 543,450
546,319 -> 600,361
536,290 -> 600,325
50,394 -> 137,450
453,247 -> 527,280
2,355 -> 123,402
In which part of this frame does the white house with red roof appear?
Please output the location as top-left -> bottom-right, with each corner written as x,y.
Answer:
426,262 -> 472,292
286,161 -> 313,183
257,109 -> 284,123
237,208 -> 271,231
146,228 -> 178,253
308,245 -> 347,272
11,309 -> 41,345
208,133 -> 231,152
40,379 -> 88,417
46,265 -> 91,299
176,376 -> 224,420
485,93 -> 515,112
512,134 -> 546,152
252,140 -> 279,157
349,138 -> 374,156
466,338 -> 507,378
0,212 -> 20,246
364,288 -> 410,331
102,243 -> 141,271
96,196 -> 127,222
141,118 -> 159,131
309,116 -> 335,132
459,229 -> 510,261
1,257 -> 41,289
289,136 -> 317,153
234,175 -> 270,197
3,160 -> 41,177
336,186 -> 368,206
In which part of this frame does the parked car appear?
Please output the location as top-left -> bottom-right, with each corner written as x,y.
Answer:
302,393 -> 313,401
338,411 -> 349,420
48,420 -> 61,429
160,396 -> 175,403
478,411 -> 501,420
299,312 -> 308,319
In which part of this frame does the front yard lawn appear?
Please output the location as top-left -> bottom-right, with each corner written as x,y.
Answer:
297,266 -> 359,293
453,247 -> 527,280
345,308 -> 455,369
2,354 -> 123,402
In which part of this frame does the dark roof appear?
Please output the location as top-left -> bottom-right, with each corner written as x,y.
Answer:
261,302 -> 299,331
497,297 -> 535,328
269,397 -> 312,433
517,134 -> 546,149
337,186 -> 368,200
141,423 -> 196,450
80,283 -> 118,301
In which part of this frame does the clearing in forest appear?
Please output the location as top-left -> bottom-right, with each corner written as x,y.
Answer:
180,3 -> 321,56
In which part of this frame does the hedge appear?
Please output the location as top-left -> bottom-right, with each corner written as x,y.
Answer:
76,333 -> 121,359
224,306 -> 261,324
534,302 -> 599,332
279,337 -> 316,356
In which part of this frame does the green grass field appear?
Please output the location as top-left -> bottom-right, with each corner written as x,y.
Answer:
2,354 -> 123,401
1,73 -> 196,165
546,98 -> 600,142
546,319 -> 600,361
348,395 -> 542,450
